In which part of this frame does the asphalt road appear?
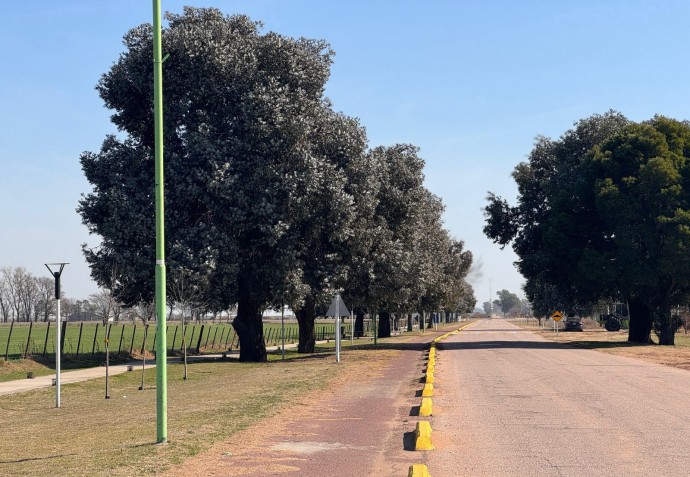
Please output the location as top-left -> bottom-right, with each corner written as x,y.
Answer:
428,318 -> 690,477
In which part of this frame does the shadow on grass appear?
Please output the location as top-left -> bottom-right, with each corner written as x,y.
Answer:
0,453 -> 78,464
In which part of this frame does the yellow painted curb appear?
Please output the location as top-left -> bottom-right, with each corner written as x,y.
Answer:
420,397 -> 433,416
426,372 -> 434,384
426,363 -> 435,375
408,464 -> 432,477
414,421 -> 434,450
422,382 -> 434,397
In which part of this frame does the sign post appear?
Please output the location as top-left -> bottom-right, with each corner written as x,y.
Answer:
551,311 -> 563,335
326,294 -> 350,363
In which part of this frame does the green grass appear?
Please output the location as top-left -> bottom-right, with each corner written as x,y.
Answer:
0,343 -> 380,476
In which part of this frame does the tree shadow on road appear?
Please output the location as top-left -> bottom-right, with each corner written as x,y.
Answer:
437,340 -> 649,351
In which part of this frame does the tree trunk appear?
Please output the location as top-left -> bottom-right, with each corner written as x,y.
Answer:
296,296 -> 316,353
232,293 -> 267,362
628,298 -> 653,344
419,312 -> 425,331
378,310 -> 391,338
657,302 -> 676,346
354,310 -> 365,337
407,313 -> 413,332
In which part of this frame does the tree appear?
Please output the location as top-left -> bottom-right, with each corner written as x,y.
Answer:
494,289 -> 521,317
89,289 -> 122,325
485,112 -> 690,345
79,8 -> 357,361
483,301 -> 493,316
483,112 -> 638,335
577,117 -> 690,344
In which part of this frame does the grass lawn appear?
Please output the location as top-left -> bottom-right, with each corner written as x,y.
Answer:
0,323 -> 459,476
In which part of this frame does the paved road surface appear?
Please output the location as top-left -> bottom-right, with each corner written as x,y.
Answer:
428,319 -> 690,477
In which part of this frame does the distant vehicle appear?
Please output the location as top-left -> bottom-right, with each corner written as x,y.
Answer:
564,315 -> 583,332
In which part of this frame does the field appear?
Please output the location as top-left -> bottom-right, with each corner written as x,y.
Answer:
0,325 -> 447,477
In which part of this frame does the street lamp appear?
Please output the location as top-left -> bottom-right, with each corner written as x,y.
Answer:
45,262 -> 68,408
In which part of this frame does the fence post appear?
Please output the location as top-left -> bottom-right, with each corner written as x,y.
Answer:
195,325 -> 205,353
92,323 -> 100,356
140,323 -> 149,355
210,327 -> 218,350
23,321 -> 33,359
43,321 -> 51,357
118,324 -> 125,355
61,320 -> 67,356
205,325 -> 213,349
171,325 -> 178,353
76,322 -> 84,357
130,324 -> 137,356
218,328 -> 226,350
151,326 -> 157,353
4,320 -> 14,360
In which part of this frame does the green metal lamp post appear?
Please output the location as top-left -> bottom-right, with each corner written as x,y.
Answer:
152,0 -> 167,444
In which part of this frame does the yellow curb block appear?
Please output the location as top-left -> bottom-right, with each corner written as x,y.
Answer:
420,397 -> 433,416
425,372 -> 434,384
422,382 -> 434,397
414,421 -> 434,450
408,464 -> 432,477
426,363 -> 435,375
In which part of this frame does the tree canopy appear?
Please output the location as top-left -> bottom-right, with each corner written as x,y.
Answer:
79,7 -> 476,360
484,111 -> 690,344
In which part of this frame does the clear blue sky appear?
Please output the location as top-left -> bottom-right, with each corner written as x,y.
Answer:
2,0 -> 690,302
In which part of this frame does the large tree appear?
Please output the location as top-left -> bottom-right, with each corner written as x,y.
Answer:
578,117 -> 690,344
485,112 -> 690,345
484,112 -> 636,333
79,8 -> 356,361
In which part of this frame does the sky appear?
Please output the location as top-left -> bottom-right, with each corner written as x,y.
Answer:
2,0 -> 690,303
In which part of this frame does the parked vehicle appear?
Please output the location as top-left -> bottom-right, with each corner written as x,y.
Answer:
564,315 -> 583,332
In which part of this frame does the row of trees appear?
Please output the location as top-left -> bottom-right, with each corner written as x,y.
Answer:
0,267 -> 54,322
0,266 -> 139,324
484,111 -> 690,345
78,8 -> 476,361
482,289 -> 530,317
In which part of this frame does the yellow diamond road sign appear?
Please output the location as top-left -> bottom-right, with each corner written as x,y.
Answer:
551,311 -> 563,322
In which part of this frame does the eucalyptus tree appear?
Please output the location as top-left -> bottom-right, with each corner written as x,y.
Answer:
79,8 -> 359,361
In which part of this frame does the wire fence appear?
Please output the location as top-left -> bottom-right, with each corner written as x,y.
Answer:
0,320 -> 361,361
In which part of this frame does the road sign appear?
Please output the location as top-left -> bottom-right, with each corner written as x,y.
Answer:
551,311 -> 563,322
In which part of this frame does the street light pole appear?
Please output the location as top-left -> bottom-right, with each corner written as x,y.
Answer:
152,0 -> 167,444
45,263 -> 67,408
